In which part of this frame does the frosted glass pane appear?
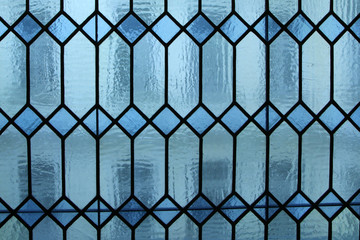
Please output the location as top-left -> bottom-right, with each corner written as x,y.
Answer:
99,0 -> 129,24
0,0 -> 25,25
269,0 -> 297,24
133,0 -> 164,25
332,208 -> 359,240
67,217 -> 96,240
236,213 -> 264,240
135,216 -> 165,239
203,213 -> 231,239
64,0 -> 94,24
169,215 -> 198,240
30,0 -> 59,25
333,0 -> 360,24
235,0 -> 264,25
268,212 -> 296,240
302,0 -> 329,24
300,210 -> 328,240
0,217 -> 28,239
101,216 -> 131,239
33,217 -> 62,240
168,0 -> 198,25
202,0 -> 231,25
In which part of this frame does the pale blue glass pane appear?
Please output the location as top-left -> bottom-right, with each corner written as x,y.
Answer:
30,0 -> 60,25
221,15 -> 247,42
83,109 -> 111,135
0,0 -> 26,25
118,108 -> 146,136
187,107 -> 214,134
17,200 -> 44,226
319,104 -> 344,131
119,199 -> 146,226
152,108 -> 180,135
83,15 -> 111,41
269,0 -> 297,24
319,192 -> 342,218
254,16 -> 280,41
221,196 -> 246,221
236,213 -> 264,240
14,108 -> 42,135
33,217 -> 62,240
135,216 -> 165,240
64,0 -> 94,24
221,106 -> 248,133
203,213 -> 232,239
152,15 -> 180,43
287,105 -> 313,131
154,199 -> 179,224
67,217 -> 97,240
319,15 -> 344,42
188,197 -> 213,223
268,212 -> 296,240
254,106 -> 281,131
287,14 -> 312,41
52,200 -> 77,227
300,210 -> 328,240
351,19 -> 360,38
202,0 -> 231,25
49,108 -> 77,135
0,217 -> 28,239
0,21 -> 7,37
133,0 -> 164,25
286,194 -> 310,220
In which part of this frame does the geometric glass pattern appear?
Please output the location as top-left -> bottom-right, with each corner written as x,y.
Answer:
0,0 -> 360,239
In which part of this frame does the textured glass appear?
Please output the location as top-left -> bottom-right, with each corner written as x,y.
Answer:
0,0 -> 360,239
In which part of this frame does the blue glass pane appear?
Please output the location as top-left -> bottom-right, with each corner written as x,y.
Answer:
287,105 -> 313,131
319,15 -> 344,42
254,106 -> 281,131
49,15 -> 76,42
254,16 -> 281,41
0,202 -> 9,224
85,201 -> 111,225
221,106 -> 248,133
0,112 -> 8,131
254,196 -> 279,220
187,107 -> 214,134
153,15 -> 180,43
287,14 -> 312,41
350,106 -> 360,128
221,196 -> 246,222
220,15 -> 247,42
14,15 -> 41,42
351,18 -> 360,38
17,200 -> 43,226
83,109 -> 111,135
119,199 -> 146,226
52,200 -> 77,227
286,194 -> 310,219
188,197 -> 213,223
319,105 -> 344,131
49,108 -> 77,135
14,108 -> 42,135
350,193 -> 360,216
118,108 -> 146,135
187,15 -> 214,43
319,192 -> 342,218
83,15 -> 111,41
154,199 -> 179,224
153,108 -> 180,135
0,21 -> 7,37
118,15 -> 146,43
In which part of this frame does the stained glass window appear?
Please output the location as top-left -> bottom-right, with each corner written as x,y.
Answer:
0,0 -> 360,239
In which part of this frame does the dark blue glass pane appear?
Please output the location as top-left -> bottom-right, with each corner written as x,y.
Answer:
118,108 -> 146,135
154,199 -> 179,224
319,105 -> 344,131
49,108 -> 77,135
254,196 -> 279,220
319,15 -> 344,41
17,200 -> 43,226
0,112 -> 8,131
119,199 -> 146,226
288,14 -> 312,41
49,15 -> 76,42
14,15 -> 41,42
14,108 -> 42,135
52,200 -> 77,227
350,106 -> 360,128
221,196 -> 246,221
153,15 -> 180,43
286,194 -> 310,219
287,105 -> 312,131
187,107 -> 214,134
187,15 -> 214,43
220,15 -> 247,42
188,197 -> 213,223
254,16 -> 280,41
221,106 -> 248,133
319,192 -> 342,218
118,15 -> 146,43
153,108 -> 180,135
85,201 -> 110,225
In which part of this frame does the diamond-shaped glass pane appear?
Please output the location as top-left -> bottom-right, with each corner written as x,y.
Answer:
287,105 -> 313,131
83,109 -> 111,135
221,106 -> 248,133
187,107 -> 214,134
0,202 -> 9,224
119,199 -> 146,226
319,192 -> 342,218
154,199 -> 179,224
254,196 -> 279,220
319,105 -> 344,131
118,15 -> 146,43
288,14 -> 312,41
254,106 -> 281,131
153,15 -> 180,43
351,18 -> 360,38
286,194 -> 311,220
118,108 -> 146,135
83,15 -> 111,41
254,15 -> 280,41
187,15 -> 214,43
14,15 -> 41,42
319,15 -> 344,42
220,15 -> 247,42
0,112 -> 8,131
85,201 -> 111,226
0,21 -> 7,37
49,108 -> 77,135
15,108 -> 42,135
153,108 -> 180,135
221,195 -> 246,222
350,106 -> 360,128
49,15 -> 76,42
188,197 -> 213,223
52,200 -> 77,227
350,193 -> 360,216
17,200 -> 43,226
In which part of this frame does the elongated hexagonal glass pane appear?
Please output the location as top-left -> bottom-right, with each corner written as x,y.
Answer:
64,0 -> 94,24
268,212 -> 296,240
0,217 -> 28,239
332,208 -> 359,239
300,210 -> 328,239
236,212 -> 264,240
269,0 -> 297,24
0,0 -> 25,25
202,0 -> 231,26
333,0 -> 360,24
203,213 -> 231,239
169,215 -> 198,240
33,217 -> 62,240
30,0 -> 60,25
168,0 -> 198,25
99,0 -> 129,24
133,0 -> 164,25
67,217 -> 97,240
135,216 -> 165,239
302,0 -> 329,24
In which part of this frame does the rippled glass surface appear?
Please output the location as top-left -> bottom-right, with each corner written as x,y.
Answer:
0,0 -> 359,239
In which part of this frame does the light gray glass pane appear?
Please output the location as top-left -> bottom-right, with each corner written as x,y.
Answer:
0,33 -> 26,117
169,125 -> 199,207
135,216 -> 165,240
168,33 -> 199,117
269,0 -> 297,24
0,126 -> 27,208
236,123 -> 265,204
65,33 -> 95,117
67,217 -> 97,240
169,215 -> 198,240
99,0 -> 129,24
236,32 -> 266,115
203,124 -> 232,205
236,213 -> 264,240
301,123 -> 329,201
101,216 -> 131,240
64,0 -> 94,24
30,0 -> 59,25
65,126 -> 96,209
270,123 -> 298,203
203,213 -> 231,239
133,0 -> 164,25
100,126 -> 131,209
302,0 -> 329,24
0,0 -> 25,25
0,217 -> 28,239
30,33 -> 61,117
334,32 -> 360,113
300,210 -> 328,240
135,126 -> 165,208
31,126 -> 61,209
270,33 -> 299,114
235,0 -> 264,25
168,0 -> 198,25
134,33 -> 164,117
333,122 -> 360,200
302,33 -> 330,114
33,217 -> 62,240
202,0 -> 231,25
203,33 -> 232,116
333,0 -> 360,24
268,211 -> 296,240
99,33 -> 130,117
332,208 -> 359,240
